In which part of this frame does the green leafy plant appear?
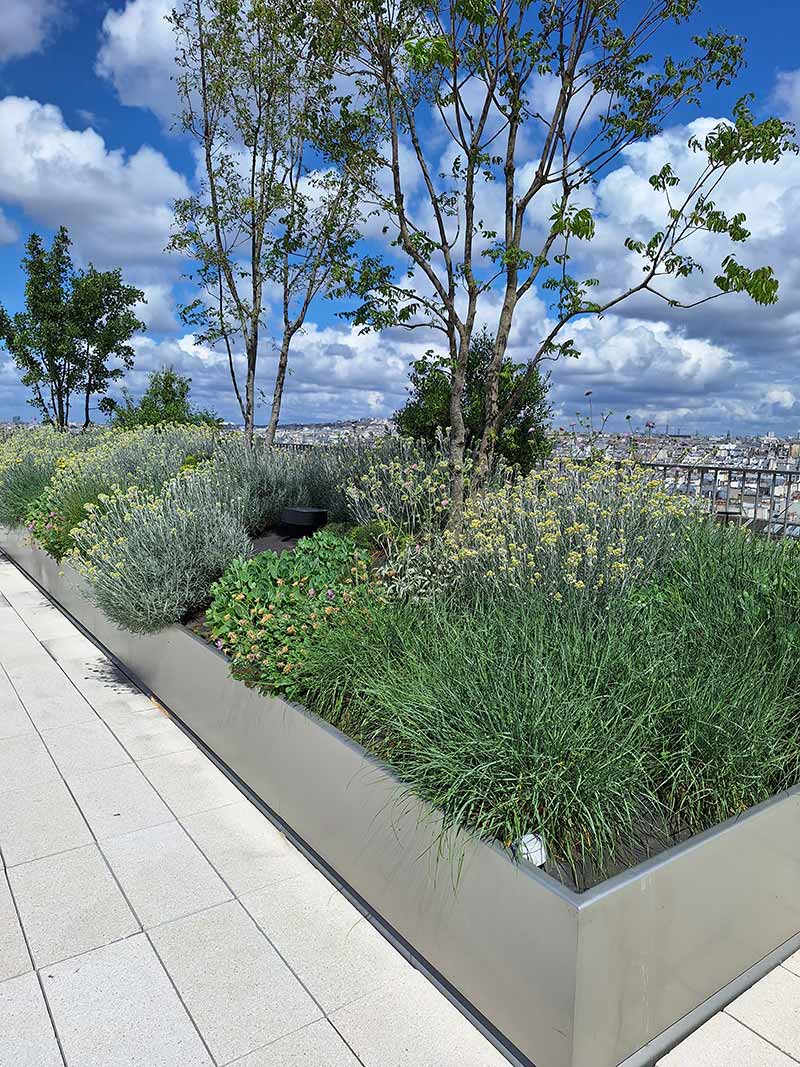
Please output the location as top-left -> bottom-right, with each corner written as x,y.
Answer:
102,366 -> 220,428
207,529 -> 372,697
394,326 -> 552,471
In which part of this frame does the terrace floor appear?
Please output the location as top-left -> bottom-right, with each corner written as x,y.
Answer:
0,555 -> 798,1067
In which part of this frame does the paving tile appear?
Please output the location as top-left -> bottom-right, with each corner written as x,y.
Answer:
0,732 -> 59,796
242,865 -> 410,1012
102,704 -> 194,759
52,655 -> 147,714
41,719 -> 131,777
0,668 -> 33,740
68,763 -> 172,839
149,900 -> 320,1063
0,971 -> 63,1067
1,651 -> 95,730
14,604 -> 78,641
41,934 -> 213,1067
9,844 -> 139,967
331,969 -> 510,1067
0,869 -> 31,981
660,1011 -> 797,1065
0,777 -> 92,866
236,1019 -> 361,1066
41,633 -> 105,665
783,951 -> 800,978
139,748 -> 243,817
101,821 -> 231,928
181,800 -> 310,896
726,966 -> 800,1060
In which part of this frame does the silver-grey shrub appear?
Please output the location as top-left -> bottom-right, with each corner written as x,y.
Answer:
29,424 -> 218,558
69,463 -> 251,633
210,436 -> 310,532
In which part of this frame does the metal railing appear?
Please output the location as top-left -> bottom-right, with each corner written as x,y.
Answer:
635,462 -> 800,539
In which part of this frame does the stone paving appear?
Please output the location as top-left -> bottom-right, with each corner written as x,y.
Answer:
0,558 -> 508,1067
2,554 -> 799,1067
659,962 -> 800,1066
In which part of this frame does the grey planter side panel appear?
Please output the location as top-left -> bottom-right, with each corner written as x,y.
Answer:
573,790 -> 800,1067
0,527 -> 580,1067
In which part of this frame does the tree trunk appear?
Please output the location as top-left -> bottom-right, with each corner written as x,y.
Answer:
476,277 -> 517,485
244,335 -> 257,446
82,382 -> 91,431
264,334 -> 291,446
447,330 -> 470,528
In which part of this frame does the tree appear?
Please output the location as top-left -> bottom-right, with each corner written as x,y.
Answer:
395,326 -> 551,469
71,267 -> 146,429
331,0 -> 797,518
101,367 -> 220,429
0,227 -> 145,429
169,0 -> 375,444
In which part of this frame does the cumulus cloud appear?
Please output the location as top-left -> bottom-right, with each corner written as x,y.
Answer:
0,97 -> 188,273
0,93 -> 190,353
97,0 -> 178,121
0,0 -> 61,64
774,69 -> 800,130
99,322 -> 424,424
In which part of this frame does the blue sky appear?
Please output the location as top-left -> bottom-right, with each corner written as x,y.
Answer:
0,0 -> 799,434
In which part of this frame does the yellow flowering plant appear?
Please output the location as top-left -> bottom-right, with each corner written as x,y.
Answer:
389,457 -> 697,608
26,424 -> 217,559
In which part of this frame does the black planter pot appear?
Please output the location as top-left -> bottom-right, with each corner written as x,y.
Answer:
278,506 -> 328,537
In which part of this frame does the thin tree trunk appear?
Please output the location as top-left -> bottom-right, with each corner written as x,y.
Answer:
244,335 -> 257,446
476,290 -> 516,482
264,334 -> 291,446
82,375 -> 92,431
447,330 -> 469,527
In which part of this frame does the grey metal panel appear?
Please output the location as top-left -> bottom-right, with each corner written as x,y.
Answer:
4,525 -> 800,1067
573,790 -> 800,1067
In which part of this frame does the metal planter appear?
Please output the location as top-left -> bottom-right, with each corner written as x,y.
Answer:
2,525 -> 799,1067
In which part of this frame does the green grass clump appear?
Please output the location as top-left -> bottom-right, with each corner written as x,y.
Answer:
296,520 -> 800,888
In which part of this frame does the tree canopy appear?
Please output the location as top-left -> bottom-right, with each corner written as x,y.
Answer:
0,227 -> 145,429
325,0 -> 797,515
395,327 -> 551,470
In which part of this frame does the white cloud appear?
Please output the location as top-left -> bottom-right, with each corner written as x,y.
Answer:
103,321 -> 425,424
0,207 -> 17,245
137,283 -> 180,332
0,96 -> 188,273
0,0 -> 61,63
774,69 -> 800,129
97,0 -> 177,121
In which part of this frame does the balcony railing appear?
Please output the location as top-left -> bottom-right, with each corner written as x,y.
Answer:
630,462 -> 800,539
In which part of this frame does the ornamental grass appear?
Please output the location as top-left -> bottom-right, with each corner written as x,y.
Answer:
298,519 -> 800,888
